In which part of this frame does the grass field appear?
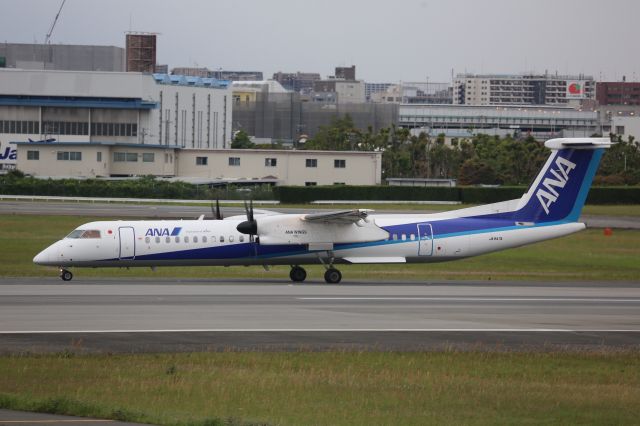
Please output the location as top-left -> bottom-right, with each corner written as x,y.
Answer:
2,213 -> 638,281
1,351 -> 639,425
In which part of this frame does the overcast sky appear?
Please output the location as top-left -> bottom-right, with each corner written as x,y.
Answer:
3,0 -> 639,83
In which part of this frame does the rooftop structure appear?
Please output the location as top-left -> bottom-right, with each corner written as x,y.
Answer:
0,42 -> 125,72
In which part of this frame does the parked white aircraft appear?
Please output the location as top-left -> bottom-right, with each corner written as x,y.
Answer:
34,138 -> 612,283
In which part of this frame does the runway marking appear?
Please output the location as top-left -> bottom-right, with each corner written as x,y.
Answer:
297,297 -> 640,302
1,329 -> 640,334
0,421 -> 113,424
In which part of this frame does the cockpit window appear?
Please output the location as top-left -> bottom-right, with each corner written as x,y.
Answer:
65,229 -> 101,239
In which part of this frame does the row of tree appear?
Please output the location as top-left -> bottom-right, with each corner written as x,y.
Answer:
232,114 -> 639,186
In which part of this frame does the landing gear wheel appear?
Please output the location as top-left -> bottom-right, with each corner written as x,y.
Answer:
324,268 -> 342,284
289,266 -> 307,282
60,269 -> 73,282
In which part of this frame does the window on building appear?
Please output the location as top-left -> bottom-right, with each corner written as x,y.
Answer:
305,158 -> 317,168
264,158 -> 277,167
113,152 -> 126,162
125,153 -> 137,162
27,150 -> 39,160
142,153 -> 155,163
228,157 -> 240,166
616,125 -> 625,134
305,182 -> 317,186
97,152 -> 102,162
57,151 -> 81,161
334,159 -> 346,168
196,156 -> 208,165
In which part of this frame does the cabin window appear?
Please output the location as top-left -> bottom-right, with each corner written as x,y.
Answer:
184,236 -> 189,243
410,234 -> 416,241
175,236 -> 180,243
229,235 -> 234,242
145,236 -> 150,244
193,236 -> 198,243
392,234 -> 398,240
203,236 -> 208,243
219,236 -> 224,242
155,236 -> 160,244
239,235 -> 244,242
401,234 -> 406,241
210,236 -> 216,242
165,236 -> 171,243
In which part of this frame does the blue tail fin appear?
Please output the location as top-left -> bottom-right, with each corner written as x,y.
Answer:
512,138 -> 612,223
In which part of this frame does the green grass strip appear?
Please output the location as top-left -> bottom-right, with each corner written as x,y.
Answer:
1,351 -> 639,425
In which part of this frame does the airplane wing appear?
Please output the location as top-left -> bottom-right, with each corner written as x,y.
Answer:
302,209 -> 372,224
255,209 -> 388,245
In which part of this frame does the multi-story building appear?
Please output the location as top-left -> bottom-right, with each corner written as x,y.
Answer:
365,83 -> 393,101
453,73 -> 595,106
399,104 -> 598,141
0,68 -> 381,185
0,42 -> 125,71
335,65 -> 356,80
0,68 -> 232,173
272,71 -> 321,93
596,81 -> 640,106
312,79 -> 366,104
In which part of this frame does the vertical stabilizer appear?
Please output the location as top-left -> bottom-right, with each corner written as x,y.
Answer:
512,138 -> 611,223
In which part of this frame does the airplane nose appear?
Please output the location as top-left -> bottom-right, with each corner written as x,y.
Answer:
33,247 -> 52,265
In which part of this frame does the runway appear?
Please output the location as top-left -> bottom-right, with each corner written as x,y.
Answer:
1,278 -> 639,353
1,201 -> 638,228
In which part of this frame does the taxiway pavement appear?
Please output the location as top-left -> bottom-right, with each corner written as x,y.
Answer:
0,278 -> 638,353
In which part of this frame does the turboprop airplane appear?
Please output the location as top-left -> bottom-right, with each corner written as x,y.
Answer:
33,137 -> 612,283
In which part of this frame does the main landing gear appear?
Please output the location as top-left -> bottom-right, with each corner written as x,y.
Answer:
288,252 -> 343,284
289,265 -> 307,282
59,268 -> 73,281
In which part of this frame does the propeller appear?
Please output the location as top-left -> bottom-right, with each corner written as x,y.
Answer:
211,199 -> 223,220
236,199 -> 257,239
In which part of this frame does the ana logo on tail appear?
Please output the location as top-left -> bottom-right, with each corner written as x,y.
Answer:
536,156 -> 577,214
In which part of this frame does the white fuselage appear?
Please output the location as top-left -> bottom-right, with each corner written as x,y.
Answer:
33,213 -> 585,269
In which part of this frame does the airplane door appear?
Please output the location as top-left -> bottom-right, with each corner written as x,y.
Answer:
118,227 -> 135,260
417,223 -> 433,256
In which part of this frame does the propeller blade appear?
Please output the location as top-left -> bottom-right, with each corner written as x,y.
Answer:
215,199 -> 223,220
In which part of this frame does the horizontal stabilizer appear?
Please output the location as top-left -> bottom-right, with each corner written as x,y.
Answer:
545,138 -> 613,150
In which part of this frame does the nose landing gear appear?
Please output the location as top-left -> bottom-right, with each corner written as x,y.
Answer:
59,268 -> 73,281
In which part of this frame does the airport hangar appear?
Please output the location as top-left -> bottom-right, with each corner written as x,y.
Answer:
0,68 -> 382,186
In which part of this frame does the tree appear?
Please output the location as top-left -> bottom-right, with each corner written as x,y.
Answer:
458,159 -> 497,185
231,130 -> 255,149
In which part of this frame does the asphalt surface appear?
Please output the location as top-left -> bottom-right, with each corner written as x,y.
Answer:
0,200 -> 638,228
1,278 -> 639,353
0,409 -> 149,426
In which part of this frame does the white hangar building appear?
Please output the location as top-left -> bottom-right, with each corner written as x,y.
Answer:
0,69 -> 382,185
